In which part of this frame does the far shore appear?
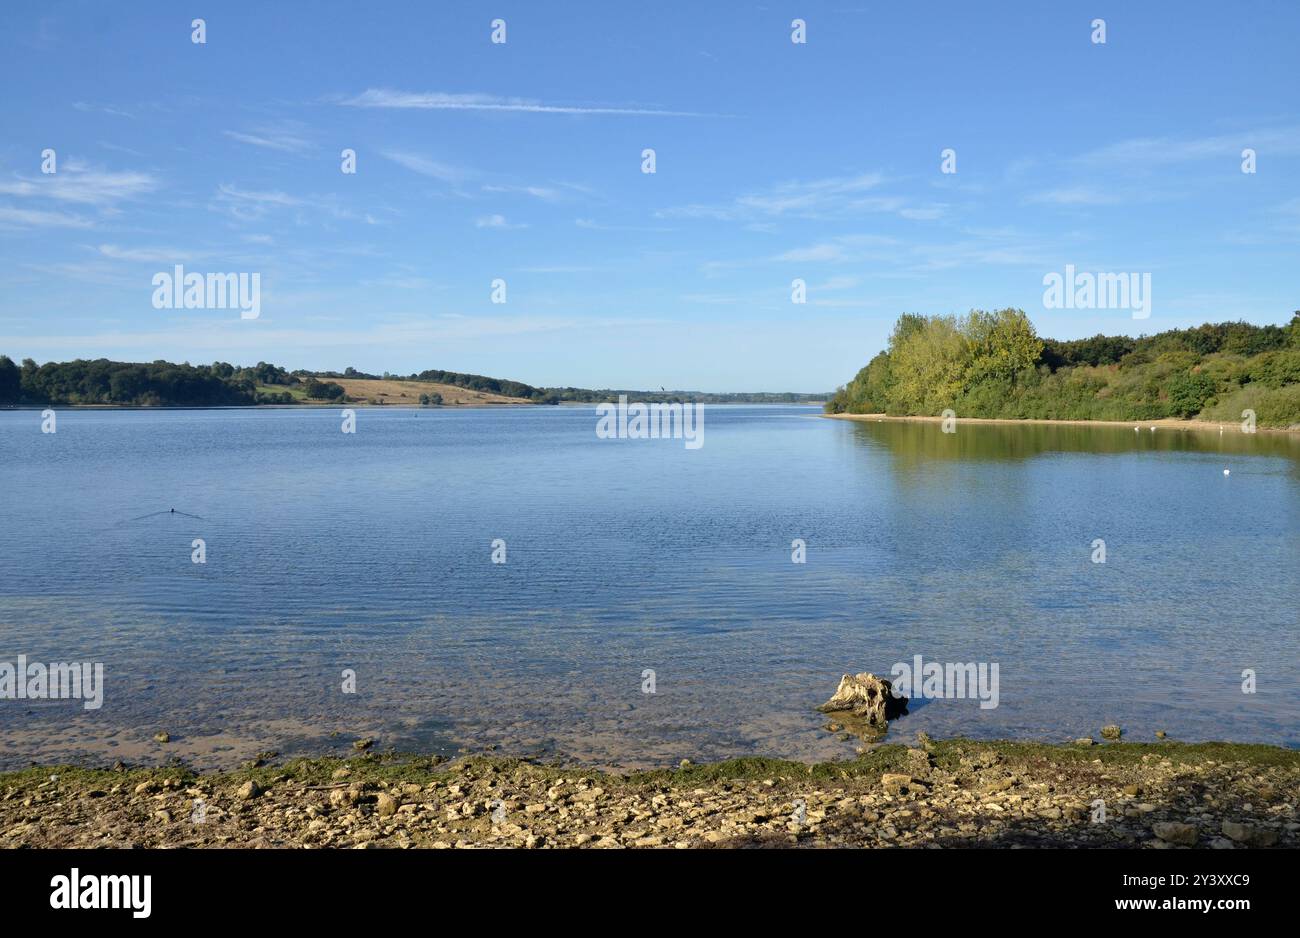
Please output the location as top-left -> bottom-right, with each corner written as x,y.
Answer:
2,400 -> 828,411
824,412 -> 1300,435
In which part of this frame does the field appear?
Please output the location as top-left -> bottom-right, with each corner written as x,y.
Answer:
260,378 -> 535,406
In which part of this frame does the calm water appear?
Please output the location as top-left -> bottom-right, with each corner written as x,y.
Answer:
1,405 -> 1298,770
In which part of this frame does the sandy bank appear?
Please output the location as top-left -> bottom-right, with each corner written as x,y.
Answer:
823,412 -> 1300,434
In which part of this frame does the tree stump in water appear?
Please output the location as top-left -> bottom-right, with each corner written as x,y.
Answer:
818,672 -> 908,727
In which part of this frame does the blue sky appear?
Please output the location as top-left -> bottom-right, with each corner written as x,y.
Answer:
1,1 -> 1297,392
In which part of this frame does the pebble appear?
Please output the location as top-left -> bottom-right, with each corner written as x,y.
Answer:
2,741 -> 1293,851
1152,821 -> 1198,846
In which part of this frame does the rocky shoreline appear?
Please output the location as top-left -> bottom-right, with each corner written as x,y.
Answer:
2,737 -> 1296,849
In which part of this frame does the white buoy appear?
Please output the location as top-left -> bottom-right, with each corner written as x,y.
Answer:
1224,468 -> 1230,476
1150,426 -> 1156,432
1134,426 -> 1139,432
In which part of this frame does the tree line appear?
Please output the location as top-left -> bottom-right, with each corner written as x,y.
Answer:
0,357 -> 351,407
826,310 -> 1300,427
0,356 -> 825,407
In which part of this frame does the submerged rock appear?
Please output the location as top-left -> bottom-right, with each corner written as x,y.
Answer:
817,672 -> 908,727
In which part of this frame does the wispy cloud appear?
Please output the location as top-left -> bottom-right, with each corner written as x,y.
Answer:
220,184 -> 304,206
212,183 -> 302,220
223,125 -> 313,153
380,150 -> 469,183
211,183 -> 378,225
0,206 -> 94,229
340,88 -> 717,117
1074,127 -> 1300,168
73,101 -> 135,119
0,315 -> 665,353
777,242 -> 852,262
661,173 -> 914,222
95,244 -> 205,263
475,214 -> 525,229
1024,186 -> 1123,207
0,161 -> 158,206
575,218 -> 673,233
899,205 -> 947,221
483,184 -> 560,200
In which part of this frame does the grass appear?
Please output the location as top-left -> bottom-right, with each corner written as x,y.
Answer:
5,739 -> 1297,796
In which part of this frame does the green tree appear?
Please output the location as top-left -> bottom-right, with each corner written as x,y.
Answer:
962,308 -> 1043,385
1167,371 -> 1218,418
0,355 -> 19,403
888,314 -> 968,413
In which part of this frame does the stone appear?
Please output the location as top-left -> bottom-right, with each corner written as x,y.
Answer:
329,788 -> 358,807
906,747 -> 932,764
237,780 -> 263,801
817,672 -> 907,726
375,793 -> 398,817
881,773 -> 913,796
1152,821 -> 1198,846
1221,821 -> 1278,847
353,738 -> 374,752
1073,738 -> 1095,746
1101,725 -> 1122,740
153,732 -> 170,744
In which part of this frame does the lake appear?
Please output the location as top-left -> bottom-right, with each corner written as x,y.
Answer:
1,405 -> 1297,770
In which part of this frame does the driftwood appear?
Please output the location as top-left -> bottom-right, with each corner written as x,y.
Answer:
817,672 -> 908,727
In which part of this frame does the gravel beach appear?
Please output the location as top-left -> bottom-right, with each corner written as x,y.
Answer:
3,737 -> 1296,849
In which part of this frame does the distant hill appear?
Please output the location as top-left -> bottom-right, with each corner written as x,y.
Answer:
0,356 -> 826,407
